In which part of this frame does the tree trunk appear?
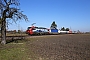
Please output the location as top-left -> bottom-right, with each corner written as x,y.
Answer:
1,20 -> 6,45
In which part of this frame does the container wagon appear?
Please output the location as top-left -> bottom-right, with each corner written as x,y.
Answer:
49,29 -> 59,34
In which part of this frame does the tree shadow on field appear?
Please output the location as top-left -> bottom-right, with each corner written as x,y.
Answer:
0,36 -> 26,44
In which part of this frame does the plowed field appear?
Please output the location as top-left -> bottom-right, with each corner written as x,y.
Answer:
26,34 -> 90,60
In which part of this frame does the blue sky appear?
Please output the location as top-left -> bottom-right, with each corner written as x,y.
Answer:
8,0 -> 90,32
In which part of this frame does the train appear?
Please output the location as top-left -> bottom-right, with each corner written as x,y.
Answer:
26,26 -> 72,35
26,26 -> 49,35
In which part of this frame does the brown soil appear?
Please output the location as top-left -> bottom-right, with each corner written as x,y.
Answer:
26,34 -> 90,60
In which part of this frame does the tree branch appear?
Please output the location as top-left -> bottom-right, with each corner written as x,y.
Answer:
6,8 -> 18,18
4,0 -> 8,5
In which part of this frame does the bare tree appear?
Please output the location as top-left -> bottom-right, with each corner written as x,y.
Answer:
0,0 -> 28,44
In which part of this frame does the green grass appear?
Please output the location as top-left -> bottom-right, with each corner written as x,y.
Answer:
0,38 -> 45,60
0,44 -> 26,60
0,39 -> 27,60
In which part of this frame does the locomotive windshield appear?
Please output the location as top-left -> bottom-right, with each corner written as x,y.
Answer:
27,27 -> 31,30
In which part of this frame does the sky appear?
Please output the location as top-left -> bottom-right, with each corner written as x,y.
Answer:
8,0 -> 90,32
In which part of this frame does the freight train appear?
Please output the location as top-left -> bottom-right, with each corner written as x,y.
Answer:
26,26 -> 72,35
